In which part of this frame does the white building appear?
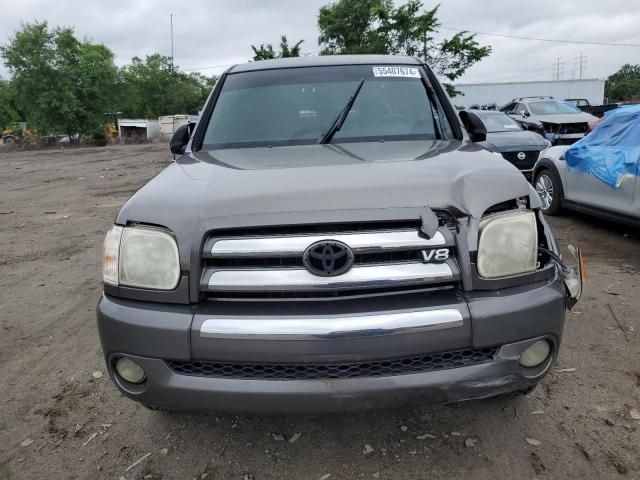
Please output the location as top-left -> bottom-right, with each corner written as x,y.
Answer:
159,114 -> 200,137
453,79 -> 606,109
118,119 -> 161,143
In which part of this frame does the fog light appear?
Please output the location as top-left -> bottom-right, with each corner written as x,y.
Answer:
519,340 -> 551,368
115,357 -> 146,384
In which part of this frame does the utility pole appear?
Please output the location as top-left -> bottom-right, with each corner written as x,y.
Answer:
575,51 -> 587,79
552,58 -> 564,80
170,13 -> 174,74
423,30 -> 427,62
170,13 -> 175,130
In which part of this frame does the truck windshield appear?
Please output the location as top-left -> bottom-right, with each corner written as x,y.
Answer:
202,65 -> 450,149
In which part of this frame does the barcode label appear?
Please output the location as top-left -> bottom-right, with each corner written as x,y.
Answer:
372,66 -> 421,78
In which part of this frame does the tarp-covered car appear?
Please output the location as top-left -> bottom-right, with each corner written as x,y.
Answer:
533,105 -> 640,225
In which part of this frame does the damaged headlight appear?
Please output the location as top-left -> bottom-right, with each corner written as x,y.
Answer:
101,225 -> 180,290
477,210 -> 538,278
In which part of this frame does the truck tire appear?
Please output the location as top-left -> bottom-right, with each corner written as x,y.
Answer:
534,168 -> 563,215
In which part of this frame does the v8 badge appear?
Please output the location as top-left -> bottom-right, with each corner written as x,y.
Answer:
421,248 -> 450,263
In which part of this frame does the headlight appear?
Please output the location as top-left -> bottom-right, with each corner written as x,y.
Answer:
102,225 -> 123,285
477,210 -> 537,278
101,225 -> 180,290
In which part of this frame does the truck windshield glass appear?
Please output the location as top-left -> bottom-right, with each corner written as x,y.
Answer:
475,112 -> 523,133
529,100 -> 581,115
202,65 -> 450,149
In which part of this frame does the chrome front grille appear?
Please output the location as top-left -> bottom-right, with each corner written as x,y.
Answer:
200,223 -> 459,299
205,230 -> 446,257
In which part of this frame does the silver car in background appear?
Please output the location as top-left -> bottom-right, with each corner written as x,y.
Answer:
533,106 -> 640,225
502,96 -> 598,146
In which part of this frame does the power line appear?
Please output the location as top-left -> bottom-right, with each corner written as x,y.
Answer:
440,26 -> 640,47
491,65 -> 559,83
182,50 -> 323,73
182,63 -> 237,72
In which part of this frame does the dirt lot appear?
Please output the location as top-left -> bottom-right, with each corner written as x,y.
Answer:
0,144 -> 638,480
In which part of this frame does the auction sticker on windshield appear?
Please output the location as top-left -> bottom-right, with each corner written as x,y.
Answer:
372,66 -> 421,78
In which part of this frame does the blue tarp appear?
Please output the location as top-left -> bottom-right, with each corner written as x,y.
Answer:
565,104 -> 640,189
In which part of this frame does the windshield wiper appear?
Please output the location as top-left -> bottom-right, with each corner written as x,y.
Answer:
318,77 -> 366,144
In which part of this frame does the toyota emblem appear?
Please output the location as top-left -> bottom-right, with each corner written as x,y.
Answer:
302,240 -> 354,277
517,151 -> 526,161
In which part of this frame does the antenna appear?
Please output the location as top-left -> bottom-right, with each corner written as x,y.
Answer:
170,13 -> 174,73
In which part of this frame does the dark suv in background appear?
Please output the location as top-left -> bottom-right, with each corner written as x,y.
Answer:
464,109 -> 550,180
97,56 -> 582,413
501,96 -> 597,145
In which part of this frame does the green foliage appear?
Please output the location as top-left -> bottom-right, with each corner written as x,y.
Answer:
251,35 -> 304,61
605,64 -> 640,103
1,21 -> 118,136
0,22 -> 217,137
318,0 -> 392,54
251,44 -> 276,61
0,79 -> 20,128
118,54 -> 215,118
317,0 -> 491,94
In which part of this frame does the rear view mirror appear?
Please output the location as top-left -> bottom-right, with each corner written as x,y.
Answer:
459,111 -> 487,142
170,122 -> 196,156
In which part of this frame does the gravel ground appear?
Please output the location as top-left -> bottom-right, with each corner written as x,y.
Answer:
0,144 -> 638,480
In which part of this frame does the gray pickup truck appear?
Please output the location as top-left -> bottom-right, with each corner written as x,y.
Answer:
98,55 -> 582,413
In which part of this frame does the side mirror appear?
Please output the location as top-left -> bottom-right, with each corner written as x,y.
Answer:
459,111 -> 487,142
170,122 -> 196,155
521,111 -> 530,118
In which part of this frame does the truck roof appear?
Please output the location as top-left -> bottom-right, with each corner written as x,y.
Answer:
230,55 -> 422,73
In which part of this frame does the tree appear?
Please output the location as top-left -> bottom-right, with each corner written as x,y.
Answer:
251,35 -> 304,61
0,79 -> 20,128
605,64 -> 640,103
318,0 -> 491,94
118,54 -> 215,118
0,22 -> 216,142
318,0 -> 393,55
1,21 -> 118,137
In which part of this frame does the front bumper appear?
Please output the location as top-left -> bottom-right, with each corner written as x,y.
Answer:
97,274 -> 566,413
546,132 -> 586,145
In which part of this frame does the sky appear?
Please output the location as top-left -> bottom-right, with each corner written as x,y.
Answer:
1,0 -> 639,84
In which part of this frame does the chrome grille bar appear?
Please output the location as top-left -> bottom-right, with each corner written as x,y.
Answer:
208,230 -> 446,258
200,308 -> 464,340
204,262 -> 454,292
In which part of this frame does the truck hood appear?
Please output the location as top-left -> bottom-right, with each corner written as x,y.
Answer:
116,140 -> 538,263
533,112 -> 596,124
480,131 -> 549,152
